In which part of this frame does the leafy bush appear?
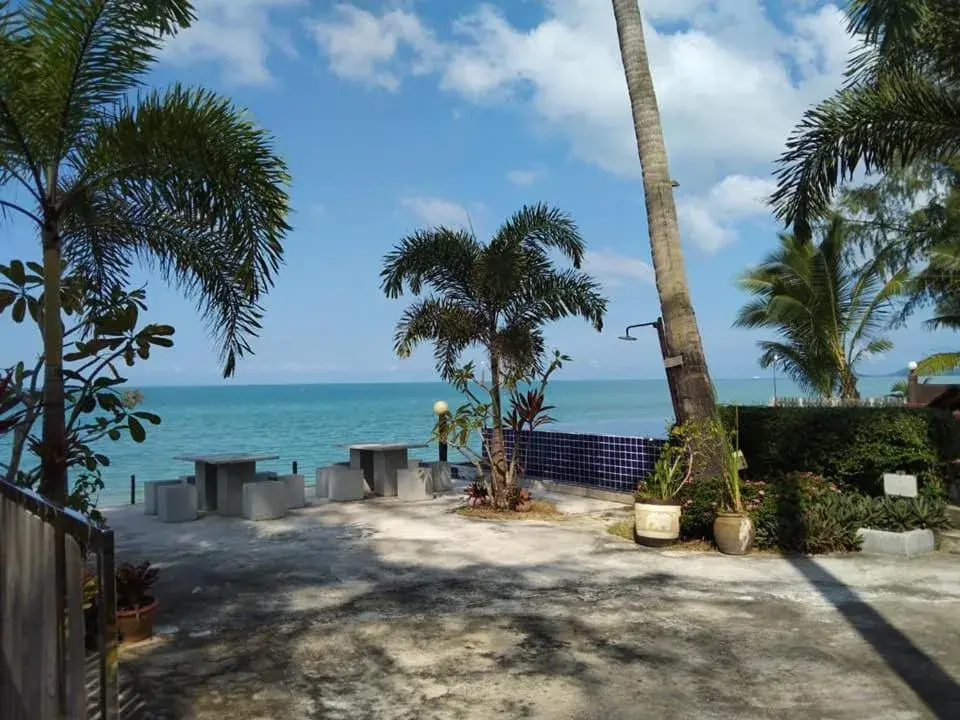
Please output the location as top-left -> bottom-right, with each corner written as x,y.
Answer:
720,406 -> 960,495
858,495 -> 950,532
680,472 -> 862,553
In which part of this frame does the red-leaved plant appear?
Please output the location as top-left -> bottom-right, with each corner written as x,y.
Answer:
115,561 -> 159,612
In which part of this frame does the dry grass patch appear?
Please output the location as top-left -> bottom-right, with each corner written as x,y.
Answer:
606,520 -> 717,552
456,499 -> 564,521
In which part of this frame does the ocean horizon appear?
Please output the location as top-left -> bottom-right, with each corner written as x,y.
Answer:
0,376 -> 919,505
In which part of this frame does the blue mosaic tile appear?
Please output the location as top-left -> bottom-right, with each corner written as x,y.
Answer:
481,429 -> 667,493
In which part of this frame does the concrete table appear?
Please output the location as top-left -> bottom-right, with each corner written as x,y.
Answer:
174,453 -> 280,514
338,443 -> 428,497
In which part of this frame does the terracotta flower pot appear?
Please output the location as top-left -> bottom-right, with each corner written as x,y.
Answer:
116,598 -> 158,643
634,502 -> 682,547
713,513 -> 755,555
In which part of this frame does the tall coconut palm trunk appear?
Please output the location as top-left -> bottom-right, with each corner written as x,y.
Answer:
611,0 -> 716,423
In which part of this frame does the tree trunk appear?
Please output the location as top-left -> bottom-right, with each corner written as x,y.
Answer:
486,353 -> 510,506
612,0 -> 716,425
37,228 -> 68,505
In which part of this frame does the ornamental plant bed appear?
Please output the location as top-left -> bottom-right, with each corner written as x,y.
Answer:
456,499 -> 564,521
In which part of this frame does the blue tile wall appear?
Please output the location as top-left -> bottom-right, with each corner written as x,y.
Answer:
481,429 -> 667,494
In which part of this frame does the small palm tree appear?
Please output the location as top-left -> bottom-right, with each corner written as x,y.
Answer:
381,204 -> 607,503
734,218 -> 907,399
771,0 -> 960,238
0,0 -> 291,502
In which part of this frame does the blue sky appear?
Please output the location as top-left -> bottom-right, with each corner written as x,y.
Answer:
1,0 -> 956,385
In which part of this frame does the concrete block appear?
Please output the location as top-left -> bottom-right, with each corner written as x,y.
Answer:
217,463 -> 256,517
397,467 -> 432,501
144,479 -> 183,515
883,473 -> 918,498
947,505 -> 960,529
857,528 -> 935,556
179,474 -> 196,485
430,462 -> 453,493
157,483 -> 198,523
939,530 -> 960,555
242,480 -> 287,521
327,466 -> 366,502
255,471 -> 278,482
407,458 -> 421,470
280,474 -> 305,509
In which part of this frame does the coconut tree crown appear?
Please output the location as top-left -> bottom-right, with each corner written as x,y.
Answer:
380,203 -> 606,382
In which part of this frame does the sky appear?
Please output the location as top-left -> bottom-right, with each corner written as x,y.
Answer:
1,0 -> 957,386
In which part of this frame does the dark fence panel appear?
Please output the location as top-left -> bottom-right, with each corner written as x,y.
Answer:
482,429 -> 666,493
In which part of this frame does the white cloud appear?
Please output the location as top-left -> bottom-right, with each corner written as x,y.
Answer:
312,1 -> 859,241
310,4 -> 442,91
401,197 -> 474,228
506,169 -> 544,186
583,250 -> 655,288
162,0 -> 304,85
678,175 -> 779,252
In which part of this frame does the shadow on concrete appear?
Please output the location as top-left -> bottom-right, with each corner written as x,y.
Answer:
789,555 -> 960,719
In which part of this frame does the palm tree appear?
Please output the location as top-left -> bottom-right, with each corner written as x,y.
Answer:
0,0 -> 291,503
380,203 -> 607,503
771,0 -> 960,238
912,238 -> 960,375
610,0 -> 717,424
734,217 -> 907,399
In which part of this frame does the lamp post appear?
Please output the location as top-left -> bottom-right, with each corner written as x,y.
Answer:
618,317 -> 681,422
433,400 -> 450,462
907,360 -> 919,406
772,354 -> 779,407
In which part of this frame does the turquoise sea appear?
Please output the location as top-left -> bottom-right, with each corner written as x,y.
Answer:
2,376 -> 911,505
0,378 -> 916,505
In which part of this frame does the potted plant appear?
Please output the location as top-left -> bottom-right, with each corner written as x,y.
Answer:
115,561 -> 160,643
634,428 -> 693,546
712,409 -> 755,555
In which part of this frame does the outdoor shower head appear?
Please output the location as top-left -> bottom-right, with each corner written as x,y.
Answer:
618,334 -> 637,342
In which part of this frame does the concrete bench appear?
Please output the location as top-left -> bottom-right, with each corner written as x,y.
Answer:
317,465 -> 365,502
397,466 -> 432,501
242,480 -> 287,521
144,479 -> 183,515
157,483 -> 198,523
280,473 -> 306,509
430,462 -> 453,492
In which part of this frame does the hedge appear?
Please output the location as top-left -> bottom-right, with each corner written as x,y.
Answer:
719,405 -> 960,495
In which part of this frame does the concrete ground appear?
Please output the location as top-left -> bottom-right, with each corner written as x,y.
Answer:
103,485 -> 960,720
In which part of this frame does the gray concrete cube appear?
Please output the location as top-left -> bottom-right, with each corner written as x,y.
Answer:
144,479 -> 183,515
256,470 -> 278,482
430,462 -> 453,493
327,466 -> 366,502
242,480 -> 288,521
280,474 -> 306,509
157,483 -> 198,523
857,528 -> 935,556
408,458 -> 421,470
397,467 -> 432,501
316,466 -> 330,498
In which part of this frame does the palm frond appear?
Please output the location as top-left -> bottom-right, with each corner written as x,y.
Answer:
489,202 -> 585,266
916,351 -> 960,376
380,226 -> 480,300
771,71 -> 960,238
393,296 -> 484,379
62,84 -> 291,376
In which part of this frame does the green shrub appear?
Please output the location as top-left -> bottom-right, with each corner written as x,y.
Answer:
719,406 -> 960,495
858,495 -> 951,532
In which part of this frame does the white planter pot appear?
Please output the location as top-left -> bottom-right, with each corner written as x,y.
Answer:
634,502 -> 682,546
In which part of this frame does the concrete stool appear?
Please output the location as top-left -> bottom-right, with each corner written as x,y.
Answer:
280,474 -> 306,509
157,483 -> 198,523
255,470 -> 278,482
144,479 -> 183,515
397,466 -> 432,501
430,462 -> 453,492
179,474 -> 196,485
242,480 -> 287,521
325,465 -> 365,502
408,458 -> 421,469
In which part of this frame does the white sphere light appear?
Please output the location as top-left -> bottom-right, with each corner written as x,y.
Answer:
433,400 -> 449,415
908,361 -> 919,371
